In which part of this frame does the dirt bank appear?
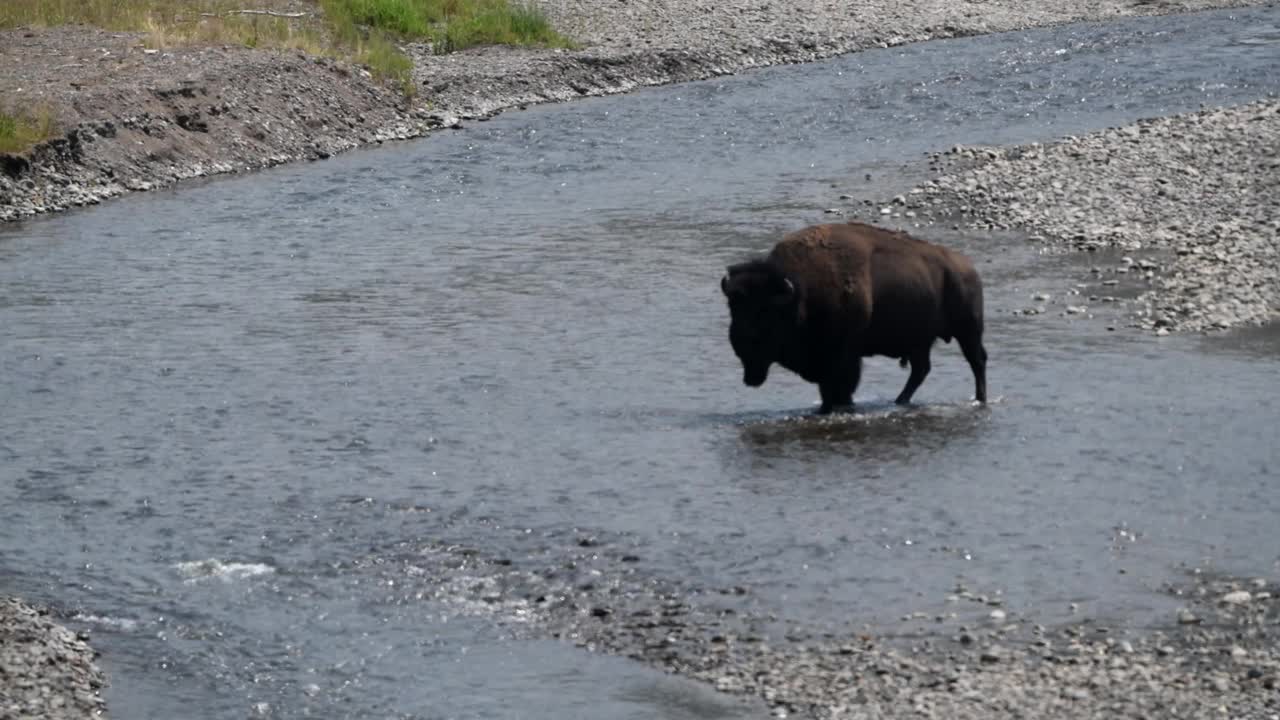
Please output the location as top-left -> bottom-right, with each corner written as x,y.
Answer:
902,100 -> 1280,334
0,0 -> 1266,223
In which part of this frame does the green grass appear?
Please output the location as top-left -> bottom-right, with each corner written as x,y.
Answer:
0,106 -> 57,154
356,31 -> 417,96
321,0 -> 573,54
0,0 -> 573,55
0,0 -> 574,131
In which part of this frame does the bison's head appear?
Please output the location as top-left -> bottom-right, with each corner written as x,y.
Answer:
721,260 -> 798,388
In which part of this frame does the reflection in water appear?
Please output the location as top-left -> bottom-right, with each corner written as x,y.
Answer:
739,402 -> 992,458
611,679 -> 761,720
724,402 -> 993,490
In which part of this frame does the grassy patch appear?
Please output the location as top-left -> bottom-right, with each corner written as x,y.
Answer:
0,0 -> 573,98
0,1 -> 330,54
354,31 -> 417,97
320,0 -> 574,54
0,106 -> 57,154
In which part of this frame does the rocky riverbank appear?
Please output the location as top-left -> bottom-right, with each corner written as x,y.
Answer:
901,100 -> 1280,334
0,0 -> 1266,223
0,597 -> 108,720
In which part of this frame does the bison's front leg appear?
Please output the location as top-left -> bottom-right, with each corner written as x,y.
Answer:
895,348 -> 932,405
818,382 -> 853,414
818,357 -> 861,414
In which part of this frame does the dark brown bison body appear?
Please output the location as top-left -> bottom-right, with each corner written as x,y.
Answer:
720,222 -> 987,413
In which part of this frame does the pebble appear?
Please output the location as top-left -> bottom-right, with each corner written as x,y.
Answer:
1220,590 -> 1252,605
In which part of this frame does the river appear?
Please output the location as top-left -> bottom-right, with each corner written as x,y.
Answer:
2,6 -> 1279,719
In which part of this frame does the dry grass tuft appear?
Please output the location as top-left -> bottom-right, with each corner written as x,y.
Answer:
0,105 -> 58,154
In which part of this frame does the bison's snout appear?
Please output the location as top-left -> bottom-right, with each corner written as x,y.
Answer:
743,366 -> 769,387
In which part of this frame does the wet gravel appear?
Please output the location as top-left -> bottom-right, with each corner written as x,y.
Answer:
364,528 -> 1280,720
902,100 -> 1280,334
0,598 -> 108,720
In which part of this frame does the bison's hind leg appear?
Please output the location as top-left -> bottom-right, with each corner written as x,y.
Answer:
957,332 -> 988,403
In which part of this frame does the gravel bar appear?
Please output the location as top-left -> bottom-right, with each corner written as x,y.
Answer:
380,532 -> 1280,720
903,100 -> 1280,333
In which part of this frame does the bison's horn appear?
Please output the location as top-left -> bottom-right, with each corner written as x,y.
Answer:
720,274 -> 731,296
768,275 -> 798,303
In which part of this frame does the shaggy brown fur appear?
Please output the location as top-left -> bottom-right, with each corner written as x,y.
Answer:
720,222 -> 987,412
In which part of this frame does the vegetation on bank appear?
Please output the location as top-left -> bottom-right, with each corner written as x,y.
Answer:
0,106 -> 56,155
321,0 -> 572,55
0,0 -> 572,106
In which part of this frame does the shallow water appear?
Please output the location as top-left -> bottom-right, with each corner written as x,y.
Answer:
3,5 -> 1280,719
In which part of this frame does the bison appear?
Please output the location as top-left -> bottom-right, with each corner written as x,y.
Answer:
720,222 -> 987,413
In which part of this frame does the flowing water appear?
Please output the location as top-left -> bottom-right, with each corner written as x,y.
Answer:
2,6 -> 1279,719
